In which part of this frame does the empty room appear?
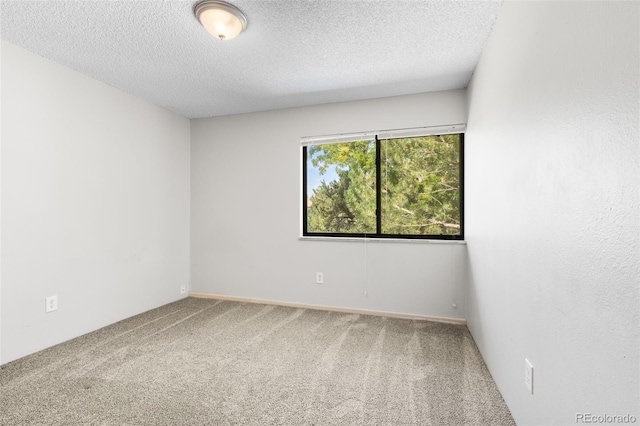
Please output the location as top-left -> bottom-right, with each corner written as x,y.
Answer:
0,1 -> 638,425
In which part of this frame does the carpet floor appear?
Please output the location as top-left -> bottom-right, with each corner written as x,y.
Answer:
0,297 -> 515,425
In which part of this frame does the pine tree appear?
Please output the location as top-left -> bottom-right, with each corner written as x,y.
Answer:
307,135 -> 461,236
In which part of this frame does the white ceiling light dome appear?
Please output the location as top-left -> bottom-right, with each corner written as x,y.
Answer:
195,0 -> 247,41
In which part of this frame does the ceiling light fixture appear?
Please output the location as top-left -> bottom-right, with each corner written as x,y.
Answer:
195,0 -> 247,41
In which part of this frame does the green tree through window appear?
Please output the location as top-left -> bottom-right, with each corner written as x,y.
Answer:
303,133 -> 463,240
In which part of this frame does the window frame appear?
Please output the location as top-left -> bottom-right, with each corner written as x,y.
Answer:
301,127 -> 465,241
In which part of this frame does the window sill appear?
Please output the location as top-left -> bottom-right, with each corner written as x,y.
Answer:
299,236 -> 466,245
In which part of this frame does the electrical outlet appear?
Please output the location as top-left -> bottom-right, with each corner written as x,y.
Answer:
180,285 -> 186,295
316,272 -> 324,284
45,295 -> 58,313
525,358 -> 534,394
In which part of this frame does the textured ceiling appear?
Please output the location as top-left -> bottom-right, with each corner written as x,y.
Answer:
1,0 -> 502,119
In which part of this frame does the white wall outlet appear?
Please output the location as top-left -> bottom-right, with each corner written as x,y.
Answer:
180,285 -> 186,295
525,358 -> 534,394
316,272 -> 324,284
45,295 -> 58,313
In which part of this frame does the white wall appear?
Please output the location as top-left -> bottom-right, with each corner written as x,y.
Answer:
0,41 -> 191,364
0,41 -> 3,364
466,2 -> 639,425
191,91 -> 468,320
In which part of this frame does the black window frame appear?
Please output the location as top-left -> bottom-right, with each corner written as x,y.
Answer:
302,132 -> 464,241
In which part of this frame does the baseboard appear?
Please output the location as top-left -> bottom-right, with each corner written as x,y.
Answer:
189,292 -> 466,325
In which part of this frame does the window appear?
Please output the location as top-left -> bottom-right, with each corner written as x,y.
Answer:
302,126 -> 464,240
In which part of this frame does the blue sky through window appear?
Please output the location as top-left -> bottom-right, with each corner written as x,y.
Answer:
307,156 -> 339,195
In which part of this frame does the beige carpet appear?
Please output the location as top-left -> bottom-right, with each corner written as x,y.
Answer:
0,297 -> 515,425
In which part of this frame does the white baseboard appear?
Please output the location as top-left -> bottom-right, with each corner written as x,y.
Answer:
189,292 -> 466,325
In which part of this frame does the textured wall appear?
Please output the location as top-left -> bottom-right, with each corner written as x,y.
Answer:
1,41 -> 191,364
191,91 -> 468,320
466,2 -> 639,424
